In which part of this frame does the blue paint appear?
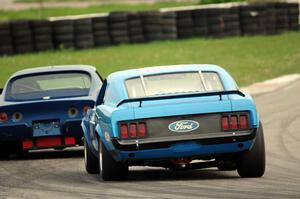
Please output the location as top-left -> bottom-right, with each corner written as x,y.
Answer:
0,65 -> 102,147
82,64 -> 259,164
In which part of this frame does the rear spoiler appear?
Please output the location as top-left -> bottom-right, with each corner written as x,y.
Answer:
117,90 -> 245,107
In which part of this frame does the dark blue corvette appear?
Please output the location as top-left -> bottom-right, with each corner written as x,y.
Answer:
0,65 -> 102,157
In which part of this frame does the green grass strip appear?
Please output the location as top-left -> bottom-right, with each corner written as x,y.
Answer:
0,32 -> 299,88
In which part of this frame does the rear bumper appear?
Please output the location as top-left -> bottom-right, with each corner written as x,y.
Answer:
0,120 -> 83,141
111,129 -> 256,161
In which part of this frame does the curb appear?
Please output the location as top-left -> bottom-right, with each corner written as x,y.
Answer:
240,74 -> 300,96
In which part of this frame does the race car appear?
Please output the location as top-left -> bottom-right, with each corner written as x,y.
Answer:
0,65 -> 103,157
82,64 -> 265,181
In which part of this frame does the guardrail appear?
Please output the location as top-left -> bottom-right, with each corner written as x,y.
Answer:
0,2 -> 299,56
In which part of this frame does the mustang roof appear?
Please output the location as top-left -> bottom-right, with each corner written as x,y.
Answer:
10,65 -> 96,79
107,64 -> 226,82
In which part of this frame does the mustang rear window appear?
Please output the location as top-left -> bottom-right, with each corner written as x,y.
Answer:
125,72 -> 224,98
6,72 -> 91,101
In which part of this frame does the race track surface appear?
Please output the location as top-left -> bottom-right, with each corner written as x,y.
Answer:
1,80 -> 300,199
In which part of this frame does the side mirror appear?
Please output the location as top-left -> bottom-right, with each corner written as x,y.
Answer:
0,88 -> 3,95
96,79 -> 107,106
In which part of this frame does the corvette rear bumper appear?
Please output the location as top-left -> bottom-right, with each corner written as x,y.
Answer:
0,120 -> 83,141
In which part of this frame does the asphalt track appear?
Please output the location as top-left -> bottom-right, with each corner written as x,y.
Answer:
0,79 -> 300,199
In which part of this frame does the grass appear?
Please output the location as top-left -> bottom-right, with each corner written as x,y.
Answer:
1,32 -> 300,88
0,2 -> 198,21
1,0 -> 248,21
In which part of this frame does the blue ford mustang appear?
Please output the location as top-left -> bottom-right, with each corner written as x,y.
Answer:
82,64 -> 265,181
0,65 -> 102,157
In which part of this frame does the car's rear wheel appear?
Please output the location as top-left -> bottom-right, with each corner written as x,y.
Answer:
217,160 -> 237,171
237,122 -> 266,177
0,141 -> 23,159
98,138 -> 128,181
84,139 -> 99,174
0,151 -> 9,159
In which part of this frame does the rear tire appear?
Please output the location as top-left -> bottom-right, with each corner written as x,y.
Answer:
0,151 -> 9,159
237,122 -> 266,177
217,160 -> 237,171
98,138 -> 128,181
84,139 -> 99,174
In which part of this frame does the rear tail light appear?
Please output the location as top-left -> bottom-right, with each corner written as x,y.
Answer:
83,105 -> 90,115
65,136 -> 76,145
221,116 -> 229,130
22,139 -> 33,150
129,123 -> 137,137
239,115 -> 249,129
0,112 -> 8,123
119,121 -> 147,139
230,115 -> 238,130
68,107 -> 79,118
138,122 -> 146,137
221,114 -> 249,131
36,136 -> 61,148
12,112 -> 23,122
120,124 -> 129,139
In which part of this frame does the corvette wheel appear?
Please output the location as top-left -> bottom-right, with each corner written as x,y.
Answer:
0,150 -> 9,159
84,139 -> 99,174
98,138 -> 128,181
237,122 -> 266,177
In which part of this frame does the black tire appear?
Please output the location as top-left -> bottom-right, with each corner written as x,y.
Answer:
129,27 -> 143,35
110,30 -> 128,37
111,36 -> 130,44
0,45 -> 14,55
0,141 -> 23,159
217,160 -> 237,171
130,34 -> 144,43
109,12 -> 128,23
98,139 -> 128,181
84,139 -> 99,174
177,18 -> 193,27
94,37 -> 111,46
0,150 -> 10,159
92,16 -> 108,24
32,26 -> 52,35
162,19 -> 176,26
93,23 -> 109,30
128,20 -> 142,27
237,122 -> 266,178
15,44 -> 34,53
34,42 -> 54,51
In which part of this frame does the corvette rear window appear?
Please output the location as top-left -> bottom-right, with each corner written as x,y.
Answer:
125,72 -> 224,98
6,72 -> 91,101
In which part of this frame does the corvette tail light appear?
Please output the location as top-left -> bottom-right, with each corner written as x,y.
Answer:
83,105 -> 90,115
22,139 -> 34,150
65,136 -> 76,145
119,121 -> 147,139
68,107 -> 79,118
221,114 -> 249,131
0,112 -> 8,123
12,112 -> 23,122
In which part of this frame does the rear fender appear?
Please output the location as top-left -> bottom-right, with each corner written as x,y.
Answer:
94,104 -> 135,156
230,94 -> 259,128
